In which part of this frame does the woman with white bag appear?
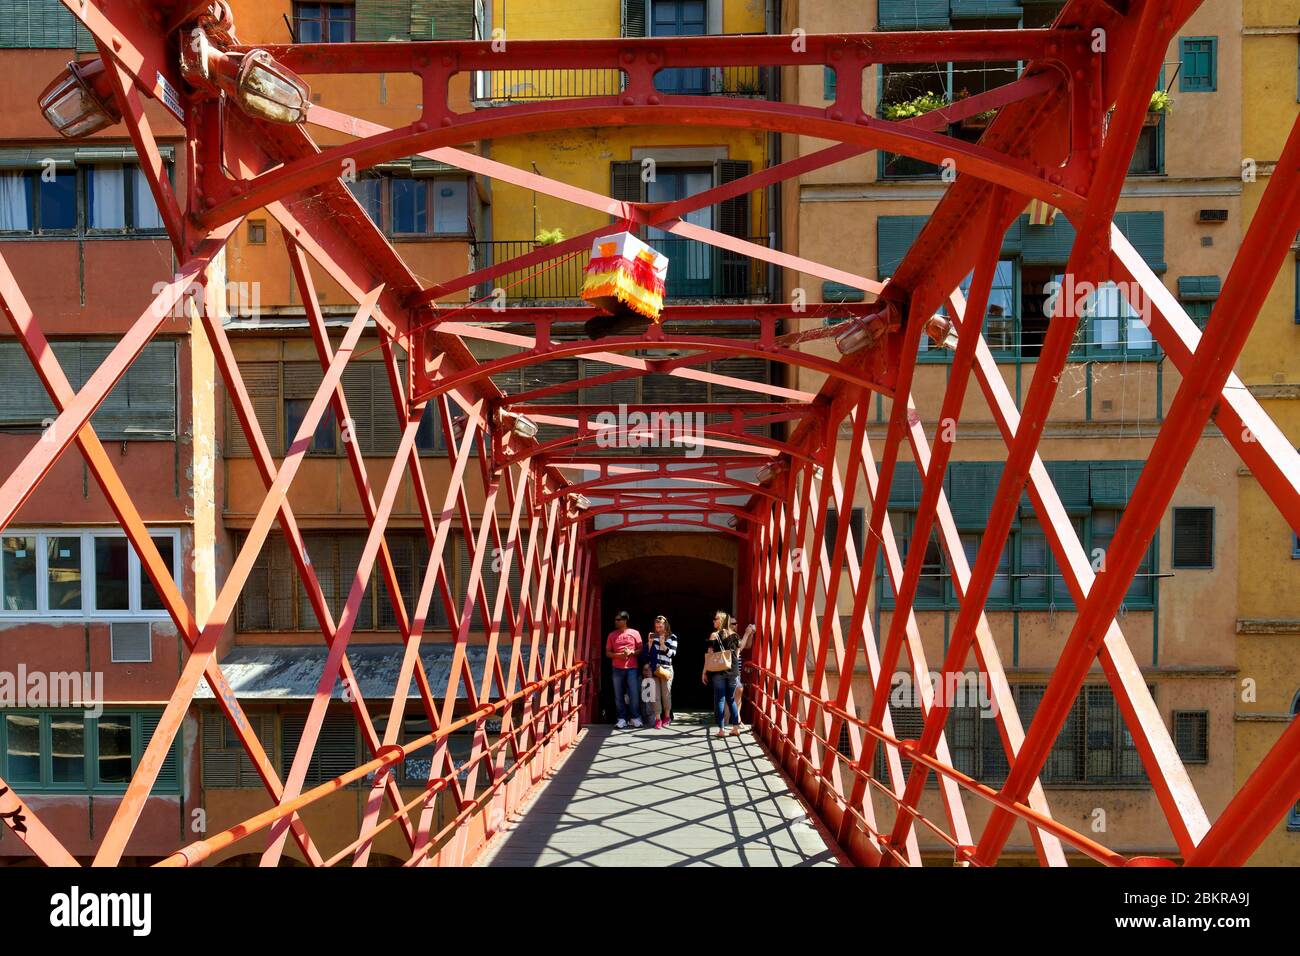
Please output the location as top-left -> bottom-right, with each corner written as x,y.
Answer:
645,615 -> 677,728
701,610 -> 742,738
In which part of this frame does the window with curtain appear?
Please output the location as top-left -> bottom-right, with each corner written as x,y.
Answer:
346,173 -> 471,237
88,164 -> 125,230
293,2 -> 356,43
0,153 -> 169,235
927,260 -> 1017,356
0,169 -> 75,233
0,171 -> 32,231
1081,282 -> 1154,355
88,164 -> 165,232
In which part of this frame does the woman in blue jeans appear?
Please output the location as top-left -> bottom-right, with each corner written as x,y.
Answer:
701,610 -> 742,738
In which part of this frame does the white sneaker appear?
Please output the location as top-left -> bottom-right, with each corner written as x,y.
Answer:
615,719 -> 627,729
631,718 -> 643,728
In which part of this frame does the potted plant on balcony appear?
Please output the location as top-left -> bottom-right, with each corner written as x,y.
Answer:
534,227 -> 565,247
1145,90 -> 1172,127
881,91 -> 949,121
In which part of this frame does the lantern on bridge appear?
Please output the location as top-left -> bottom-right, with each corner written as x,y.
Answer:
581,231 -> 669,323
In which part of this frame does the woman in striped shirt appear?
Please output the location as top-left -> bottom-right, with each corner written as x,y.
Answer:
646,615 -> 678,728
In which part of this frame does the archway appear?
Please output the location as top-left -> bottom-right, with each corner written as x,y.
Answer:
596,536 -> 736,718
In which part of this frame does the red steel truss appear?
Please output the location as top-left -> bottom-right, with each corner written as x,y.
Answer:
0,0 -> 1297,867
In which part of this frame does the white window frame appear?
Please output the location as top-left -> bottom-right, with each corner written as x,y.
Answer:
0,528 -> 181,621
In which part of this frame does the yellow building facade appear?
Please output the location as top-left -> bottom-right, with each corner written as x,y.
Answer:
480,0 -> 774,305
1234,0 -> 1300,865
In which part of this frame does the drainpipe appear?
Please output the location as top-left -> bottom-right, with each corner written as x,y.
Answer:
766,0 -> 782,314
766,0 -> 783,411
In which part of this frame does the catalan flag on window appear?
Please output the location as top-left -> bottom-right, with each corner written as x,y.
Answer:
1027,197 -> 1058,226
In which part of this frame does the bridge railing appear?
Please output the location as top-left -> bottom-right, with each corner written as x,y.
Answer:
162,663 -> 589,868
744,662 -> 1128,867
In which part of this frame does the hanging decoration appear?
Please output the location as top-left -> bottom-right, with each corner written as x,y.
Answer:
581,231 -> 669,322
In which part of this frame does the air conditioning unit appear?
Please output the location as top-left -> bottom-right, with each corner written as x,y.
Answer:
1197,209 -> 1228,224
110,622 -> 153,663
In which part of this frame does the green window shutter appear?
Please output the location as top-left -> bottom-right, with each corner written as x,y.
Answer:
138,711 -> 180,789
0,0 -> 80,49
577,359 -> 638,407
610,160 -> 642,204
707,356 -> 769,403
409,0 -> 435,39
356,0 -> 413,41
523,357 -> 579,442
1179,37 -> 1216,92
715,160 -> 752,237
281,713 -> 358,787
886,460 -> 923,509
91,339 -> 178,439
75,21 -> 97,54
1177,275 -> 1220,300
877,215 -> 928,279
1020,213 -> 1077,266
642,372 -> 707,405
1000,216 -> 1023,256
1172,507 -> 1214,568
341,362 -> 377,455
949,462 -> 999,530
0,341 -> 57,427
1114,211 -> 1165,273
341,361 -> 405,455
0,340 -> 176,439
822,281 -> 866,304
200,711 -> 238,788
877,0 -> 951,30
225,361 -> 280,457
1089,461 -> 1141,507
823,65 -> 837,101
414,0 -> 475,40
950,0 -> 1022,18
716,159 -> 752,297
1045,460 -> 1090,515
622,0 -> 648,37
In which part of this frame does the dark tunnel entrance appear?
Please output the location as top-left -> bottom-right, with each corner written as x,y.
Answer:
597,549 -> 736,719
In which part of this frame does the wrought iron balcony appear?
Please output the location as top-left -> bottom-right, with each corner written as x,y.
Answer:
471,66 -> 769,104
472,235 -> 773,303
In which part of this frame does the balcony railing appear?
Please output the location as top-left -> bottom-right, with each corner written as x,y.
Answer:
472,66 -> 769,104
473,236 -> 772,303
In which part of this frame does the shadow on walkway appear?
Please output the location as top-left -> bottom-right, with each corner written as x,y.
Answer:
477,714 -> 837,867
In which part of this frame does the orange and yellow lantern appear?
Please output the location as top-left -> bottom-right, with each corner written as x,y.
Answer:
581,231 -> 669,322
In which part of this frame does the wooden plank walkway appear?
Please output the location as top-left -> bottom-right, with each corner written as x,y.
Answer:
477,714 -> 839,867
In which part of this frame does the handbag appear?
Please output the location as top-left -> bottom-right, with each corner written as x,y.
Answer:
704,634 -> 733,673
654,664 -> 673,681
